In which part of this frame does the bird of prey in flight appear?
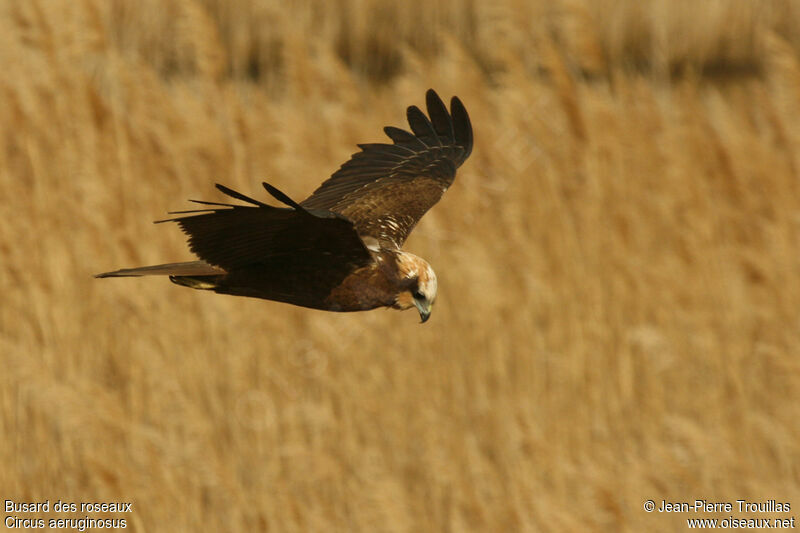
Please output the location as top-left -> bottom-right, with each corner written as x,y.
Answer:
97,89 -> 473,323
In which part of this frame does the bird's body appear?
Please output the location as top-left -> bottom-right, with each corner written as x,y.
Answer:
97,90 -> 473,322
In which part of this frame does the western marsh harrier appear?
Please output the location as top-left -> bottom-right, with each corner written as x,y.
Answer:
97,89 -> 473,322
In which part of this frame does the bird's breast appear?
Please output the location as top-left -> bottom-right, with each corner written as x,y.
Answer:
323,263 -> 398,311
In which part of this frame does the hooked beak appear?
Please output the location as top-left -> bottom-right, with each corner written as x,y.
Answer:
414,299 -> 432,323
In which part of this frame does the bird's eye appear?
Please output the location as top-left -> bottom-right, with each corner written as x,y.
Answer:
412,290 -> 424,301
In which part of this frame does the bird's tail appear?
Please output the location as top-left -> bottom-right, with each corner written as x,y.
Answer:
95,260 -> 225,278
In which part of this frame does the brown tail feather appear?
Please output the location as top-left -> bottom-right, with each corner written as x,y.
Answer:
95,261 -> 226,278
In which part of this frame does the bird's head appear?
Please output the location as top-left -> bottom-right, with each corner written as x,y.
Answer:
391,252 -> 437,323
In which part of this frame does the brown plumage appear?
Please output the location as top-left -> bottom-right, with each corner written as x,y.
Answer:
96,89 -> 473,322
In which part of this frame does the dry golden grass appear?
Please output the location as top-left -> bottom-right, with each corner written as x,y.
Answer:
2,0 -> 800,531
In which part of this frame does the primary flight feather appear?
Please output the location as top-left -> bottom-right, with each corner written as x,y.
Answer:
96,89 -> 473,322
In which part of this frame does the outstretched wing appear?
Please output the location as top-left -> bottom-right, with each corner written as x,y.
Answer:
300,89 -> 473,249
159,183 -> 373,305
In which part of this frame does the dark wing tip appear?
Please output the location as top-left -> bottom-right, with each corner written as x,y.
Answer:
413,90 -> 473,163
406,104 -> 439,146
383,126 -> 424,149
263,182 -> 304,210
425,89 -> 454,142
215,183 -> 267,207
450,96 -> 473,161
154,184 -> 272,225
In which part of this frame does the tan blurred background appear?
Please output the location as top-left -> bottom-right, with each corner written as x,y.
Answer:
1,0 -> 800,531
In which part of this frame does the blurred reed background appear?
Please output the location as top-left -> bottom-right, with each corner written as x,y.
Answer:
1,0 -> 799,531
